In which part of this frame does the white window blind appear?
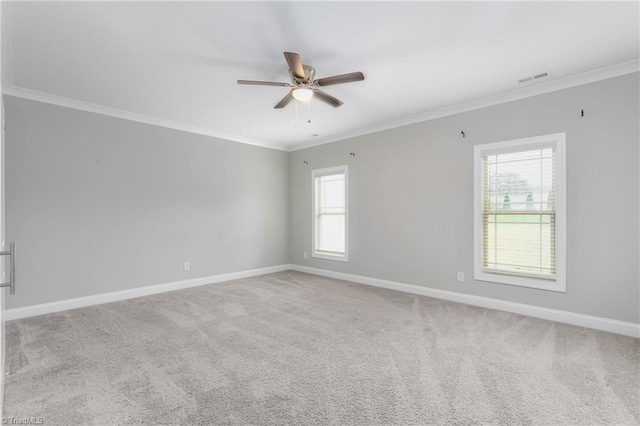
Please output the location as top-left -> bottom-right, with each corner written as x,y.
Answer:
474,133 -> 566,292
312,166 -> 348,260
483,148 -> 556,279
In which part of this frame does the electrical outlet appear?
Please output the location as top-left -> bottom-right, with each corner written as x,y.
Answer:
457,272 -> 464,282
184,262 -> 191,271
303,252 -> 308,259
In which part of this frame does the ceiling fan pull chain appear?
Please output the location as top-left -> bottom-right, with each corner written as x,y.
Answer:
307,100 -> 312,124
294,100 -> 298,127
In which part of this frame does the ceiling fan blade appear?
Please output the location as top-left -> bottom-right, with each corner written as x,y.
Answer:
284,52 -> 306,80
237,80 -> 291,87
313,89 -> 343,108
274,91 -> 294,109
315,71 -> 365,87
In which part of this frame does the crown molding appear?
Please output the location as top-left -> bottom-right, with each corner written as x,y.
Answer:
2,86 -> 288,152
288,59 -> 640,151
3,60 -> 637,153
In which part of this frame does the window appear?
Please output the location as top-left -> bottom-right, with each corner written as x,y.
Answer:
312,166 -> 348,261
474,133 -> 566,292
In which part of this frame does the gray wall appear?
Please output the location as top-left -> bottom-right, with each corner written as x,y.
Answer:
5,96 -> 289,309
5,73 -> 639,324
290,73 -> 640,324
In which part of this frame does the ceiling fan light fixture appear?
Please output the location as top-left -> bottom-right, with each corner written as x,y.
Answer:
292,87 -> 314,102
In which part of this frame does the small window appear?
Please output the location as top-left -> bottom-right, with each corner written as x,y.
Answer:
474,133 -> 566,292
312,166 -> 348,261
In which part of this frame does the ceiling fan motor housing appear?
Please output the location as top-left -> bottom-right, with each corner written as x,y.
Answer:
290,65 -> 316,84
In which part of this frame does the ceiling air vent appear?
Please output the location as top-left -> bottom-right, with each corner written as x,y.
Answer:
518,72 -> 548,83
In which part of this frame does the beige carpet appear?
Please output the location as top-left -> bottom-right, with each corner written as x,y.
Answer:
4,271 -> 639,425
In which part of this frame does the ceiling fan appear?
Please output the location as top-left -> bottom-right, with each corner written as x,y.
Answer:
237,52 -> 364,109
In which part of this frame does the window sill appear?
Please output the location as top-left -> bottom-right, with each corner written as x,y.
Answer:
312,252 -> 349,262
474,270 -> 566,293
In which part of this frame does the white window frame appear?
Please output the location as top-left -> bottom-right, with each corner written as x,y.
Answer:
312,165 -> 349,262
473,133 -> 566,292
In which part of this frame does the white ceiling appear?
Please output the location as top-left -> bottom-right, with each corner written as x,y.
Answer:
3,1 -> 639,151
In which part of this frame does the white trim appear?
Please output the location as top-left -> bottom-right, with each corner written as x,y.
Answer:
1,1 -> 13,91
4,264 -> 292,321
289,60 -> 640,152
2,86 -> 286,152
311,165 -> 349,262
0,2 -> 5,416
290,265 -> 640,338
312,252 -> 349,262
473,133 -> 567,292
0,2 -> 8,416
2,63 -> 637,154
5,264 -> 639,338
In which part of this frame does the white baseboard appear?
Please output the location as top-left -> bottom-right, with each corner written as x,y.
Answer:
5,264 -> 292,321
7,264 -> 639,338
290,265 -> 640,338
